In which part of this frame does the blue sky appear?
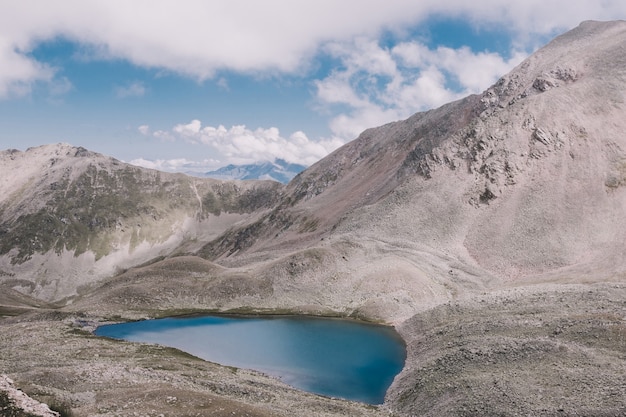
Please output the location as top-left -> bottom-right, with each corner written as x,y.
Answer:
1,1 -> 625,173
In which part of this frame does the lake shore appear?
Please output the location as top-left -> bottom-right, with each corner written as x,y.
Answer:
1,282 -> 625,416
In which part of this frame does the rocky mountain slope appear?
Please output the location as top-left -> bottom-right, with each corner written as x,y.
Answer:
217,19 -> 626,274
1,20 -> 625,417
188,19 -> 626,321
0,143 -> 283,301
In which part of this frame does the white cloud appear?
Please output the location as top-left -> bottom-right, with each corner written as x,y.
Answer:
2,0 -> 626,169
173,119 -> 202,137
1,0 -> 625,97
128,157 -> 221,173
138,125 -> 150,135
115,81 -> 146,98
146,120 -> 344,166
392,44 -> 528,93
0,37 -> 54,98
315,38 -> 526,140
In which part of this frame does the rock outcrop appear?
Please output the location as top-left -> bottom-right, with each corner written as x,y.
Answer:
1,375 -> 59,417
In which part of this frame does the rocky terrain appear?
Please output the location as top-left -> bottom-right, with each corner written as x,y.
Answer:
1,375 -> 60,416
1,20 -> 626,416
0,144 -> 283,302
390,283 -> 626,416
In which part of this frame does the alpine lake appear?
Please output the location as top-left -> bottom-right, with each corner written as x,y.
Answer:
95,314 -> 406,404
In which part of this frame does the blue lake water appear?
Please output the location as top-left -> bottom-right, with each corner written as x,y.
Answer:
95,315 -> 406,404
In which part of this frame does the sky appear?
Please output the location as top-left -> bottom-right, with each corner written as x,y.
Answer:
1,1 -> 626,173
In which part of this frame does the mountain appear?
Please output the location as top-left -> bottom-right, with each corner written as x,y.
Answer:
187,20 -> 626,318
1,20 -> 626,417
0,143 -> 283,301
198,19 -> 626,289
198,159 -> 307,183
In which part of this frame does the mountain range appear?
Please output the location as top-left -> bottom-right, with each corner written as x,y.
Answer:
1,20 -> 625,417
196,158 -> 306,183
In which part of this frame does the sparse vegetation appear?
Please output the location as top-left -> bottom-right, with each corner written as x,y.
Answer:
48,400 -> 74,417
201,184 -> 282,216
0,158 -> 282,264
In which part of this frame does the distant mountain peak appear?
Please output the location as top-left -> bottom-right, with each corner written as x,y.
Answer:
196,159 -> 307,184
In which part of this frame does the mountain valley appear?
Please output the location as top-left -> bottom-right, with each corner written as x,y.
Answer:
1,20 -> 626,417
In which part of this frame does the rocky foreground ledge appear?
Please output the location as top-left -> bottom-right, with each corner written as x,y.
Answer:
1,374 -> 60,416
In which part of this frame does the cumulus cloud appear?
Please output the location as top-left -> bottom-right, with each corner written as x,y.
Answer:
147,120 -> 343,166
315,39 -> 526,140
137,125 -> 150,136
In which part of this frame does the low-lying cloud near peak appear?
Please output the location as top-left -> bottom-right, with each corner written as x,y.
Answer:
137,120 -> 344,170
315,38 -> 528,140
